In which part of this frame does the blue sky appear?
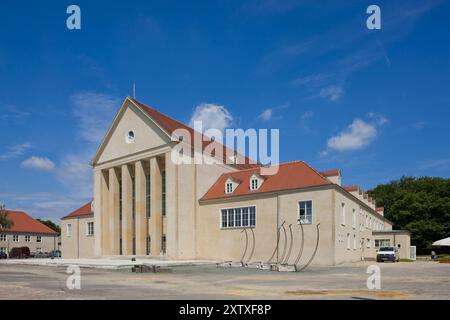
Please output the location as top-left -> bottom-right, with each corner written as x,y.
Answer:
1,0 -> 450,221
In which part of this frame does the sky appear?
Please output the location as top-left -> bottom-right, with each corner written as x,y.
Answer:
1,0 -> 450,222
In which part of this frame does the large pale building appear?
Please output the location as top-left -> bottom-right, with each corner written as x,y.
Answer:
60,97 -> 412,264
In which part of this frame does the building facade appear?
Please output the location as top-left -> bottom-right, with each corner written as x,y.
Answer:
61,97 -> 412,265
0,210 -> 59,256
60,202 -> 95,258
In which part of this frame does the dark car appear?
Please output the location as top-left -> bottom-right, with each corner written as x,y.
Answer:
34,251 -> 50,258
0,251 -> 7,259
9,247 -> 31,259
49,250 -> 61,258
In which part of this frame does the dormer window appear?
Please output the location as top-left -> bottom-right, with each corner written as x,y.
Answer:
250,178 -> 259,191
226,182 -> 233,194
249,173 -> 263,191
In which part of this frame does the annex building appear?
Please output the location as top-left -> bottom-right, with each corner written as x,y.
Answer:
0,210 -> 59,255
61,97 -> 412,265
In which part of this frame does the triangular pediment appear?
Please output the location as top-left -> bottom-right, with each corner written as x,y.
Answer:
92,97 -> 172,165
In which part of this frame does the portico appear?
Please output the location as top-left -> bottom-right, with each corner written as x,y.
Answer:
94,154 -> 167,257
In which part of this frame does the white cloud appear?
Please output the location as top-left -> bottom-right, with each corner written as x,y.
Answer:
71,92 -> 121,143
259,109 -> 273,121
257,102 -> 290,122
322,115 -> 388,155
21,157 -> 55,171
0,143 -> 31,161
319,85 -> 344,102
189,103 -> 233,133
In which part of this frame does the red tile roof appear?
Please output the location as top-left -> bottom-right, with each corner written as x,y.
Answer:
201,161 -> 332,201
130,97 -> 260,170
344,186 -> 360,192
62,202 -> 93,219
320,169 -> 341,177
1,211 -> 58,235
376,207 -> 384,212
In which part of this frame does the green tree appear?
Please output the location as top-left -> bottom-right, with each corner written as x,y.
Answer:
0,203 -> 14,230
37,219 -> 61,234
368,176 -> 450,254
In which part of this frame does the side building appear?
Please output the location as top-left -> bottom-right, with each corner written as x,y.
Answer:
60,202 -> 95,258
0,210 -> 59,256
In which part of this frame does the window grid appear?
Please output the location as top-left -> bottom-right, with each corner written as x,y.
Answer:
221,206 -> 256,229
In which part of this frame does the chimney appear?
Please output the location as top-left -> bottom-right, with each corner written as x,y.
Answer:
376,207 -> 384,216
321,169 -> 341,186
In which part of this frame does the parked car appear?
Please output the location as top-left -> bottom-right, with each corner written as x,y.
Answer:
0,251 -> 7,259
9,247 -> 31,259
377,246 -> 400,263
34,251 -> 50,258
49,250 -> 61,258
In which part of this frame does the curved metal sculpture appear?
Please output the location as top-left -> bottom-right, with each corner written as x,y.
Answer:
239,228 -> 249,265
278,223 -> 288,263
282,224 -> 294,265
245,227 -> 256,264
266,221 -> 286,264
296,223 -> 321,272
293,219 -> 305,266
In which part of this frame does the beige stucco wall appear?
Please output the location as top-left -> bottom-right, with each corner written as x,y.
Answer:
0,233 -> 58,254
61,215 -> 95,258
332,189 -> 393,263
197,188 -> 336,266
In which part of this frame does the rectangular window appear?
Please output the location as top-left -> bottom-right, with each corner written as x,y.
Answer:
86,222 -> 94,236
0,247 -> 6,253
221,206 -> 256,229
221,209 -> 228,228
13,235 -> 19,242
242,207 -> 249,227
0,234 -> 6,242
353,235 -> 357,250
226,183 -> 233,194
146,173 -> 151,218
235,208 -> 242,227
347,233 -> 351,250
367,238 -> 371,248
162,171 -> 166,216
375,239 -> 391,248
251,179 -> 258,190
161,235 -> 166,254
36,236 -> 42,243
67,224 -> 72,238
352,209 -> 356,229
249,207 -> 256,227
228,209 -> 235,227
298,201 -> 313,224
25,235 -> 31,242
146,236 -> 151,255
341,203 -> 346,226
132,177 -> 136,221
119,179 -> 123,221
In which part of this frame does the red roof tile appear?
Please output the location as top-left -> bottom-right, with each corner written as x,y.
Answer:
320,169 -> 341,177
62,202 -> 93,219
130,98 -> 260,170
201,161 -> 332,201
2,211 -> 58,235
344,186 -> 360,192
376,207 -> 384,212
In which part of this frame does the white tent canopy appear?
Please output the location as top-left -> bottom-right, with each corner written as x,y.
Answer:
432,237 -> 450,246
